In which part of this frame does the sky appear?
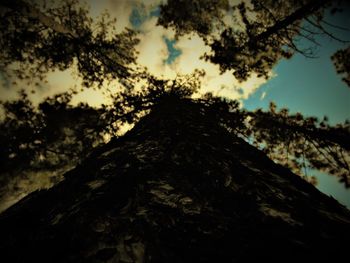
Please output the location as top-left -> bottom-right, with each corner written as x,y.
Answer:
0,0 -> 349,207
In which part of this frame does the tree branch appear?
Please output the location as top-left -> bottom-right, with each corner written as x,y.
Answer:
250,0 -> 330,45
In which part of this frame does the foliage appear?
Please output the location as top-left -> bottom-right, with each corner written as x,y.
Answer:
0,0 -> 349,193
1,77 -> 349,191
332,46 -> 350,87
0,90 -> 110,180
0,0 -> 139,87
158,0 -> 230,37
193,95 -> 350,187
158,0 -> 343,81
0,70 -> 204,182
244,102 -> 350,187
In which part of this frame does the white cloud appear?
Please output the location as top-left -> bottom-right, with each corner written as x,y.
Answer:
90,0 -> 166,33
0,67 -> 114,108
168,35 -> 270,101
260,91 -> 267,100
135,17 -> 176,78
0,69 -> 74,105
87,0 -> 134,32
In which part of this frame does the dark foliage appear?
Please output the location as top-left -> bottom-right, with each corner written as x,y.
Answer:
0,70 -> 204,190
0,90 -> 109,181
332,45 -> 350,87
0,0 -> 139,87
158,0 -> 348,81
244,103 -> 350,187
1,83 -> 349,190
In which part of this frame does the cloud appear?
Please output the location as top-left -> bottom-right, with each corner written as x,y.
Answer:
260,91 -> 267,100
0,69 -> 75,105
97,0 -> 166,32
168,35 -> 270,101
87,0 -> 134,32
0,67 -> 114,108
135,17 -> 176,78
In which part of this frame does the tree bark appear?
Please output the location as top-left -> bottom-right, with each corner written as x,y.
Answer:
0,97 -> 349,262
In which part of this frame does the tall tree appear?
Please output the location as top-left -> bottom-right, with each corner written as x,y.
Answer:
1,94 -> 350,262
0,0 -> 350,261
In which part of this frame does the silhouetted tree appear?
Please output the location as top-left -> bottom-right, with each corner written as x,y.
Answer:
1,91 -> 350,262
0,1 -> 350,262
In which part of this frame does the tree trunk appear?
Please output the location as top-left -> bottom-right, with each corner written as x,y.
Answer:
0,97 -> 349,262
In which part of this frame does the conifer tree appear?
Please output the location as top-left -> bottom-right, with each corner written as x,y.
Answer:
0,1 -> 350,262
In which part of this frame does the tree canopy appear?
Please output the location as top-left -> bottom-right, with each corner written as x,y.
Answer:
158,0 -> 346,80
0,0 -> 349,209
0,0 -> 139,87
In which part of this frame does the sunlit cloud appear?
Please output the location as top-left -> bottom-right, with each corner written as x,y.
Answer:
0,67 -> 114,108
136,17 -> 176,78
0,68 -> 76,105
88,0 -> 135,32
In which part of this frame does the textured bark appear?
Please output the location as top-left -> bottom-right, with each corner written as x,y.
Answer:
0,97 -> 349,262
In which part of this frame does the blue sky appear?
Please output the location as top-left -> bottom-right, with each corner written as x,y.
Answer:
163,38 -> 182,64
243,36 -> 350,125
